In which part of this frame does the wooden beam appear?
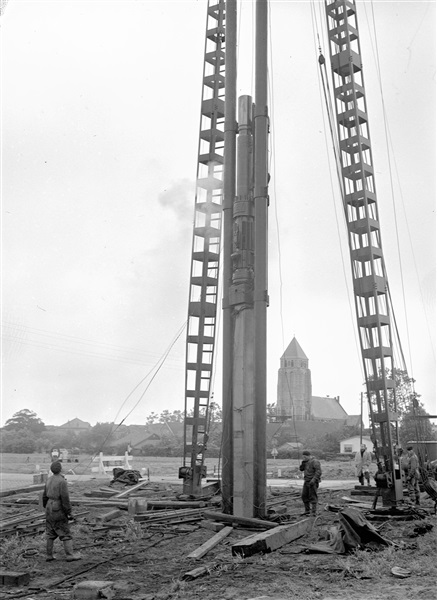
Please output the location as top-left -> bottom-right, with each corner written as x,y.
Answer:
231,518 -> 312,558
145,500 -> 207,510
113,480 -> 150,498
0,484 -> 46,498
96,509 -> 122,522
187,526 -> 233,559
203,510 -> 277,530
0,571 -> 31,586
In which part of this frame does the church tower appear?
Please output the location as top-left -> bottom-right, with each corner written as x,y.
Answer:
277,337 -> 312,420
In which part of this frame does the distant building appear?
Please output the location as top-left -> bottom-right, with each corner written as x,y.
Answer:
276,337 -> 359,423
58,418 -> 91,435
277,337 -> 312,420
340,436 -> 373,454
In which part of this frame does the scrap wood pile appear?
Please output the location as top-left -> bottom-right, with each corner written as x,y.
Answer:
1,477 -> 435,559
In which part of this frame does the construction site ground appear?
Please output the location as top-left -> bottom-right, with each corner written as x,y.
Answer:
1,463 -> 436,600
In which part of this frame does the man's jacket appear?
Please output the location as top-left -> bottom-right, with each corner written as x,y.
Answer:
43,473 -> 72,519
299,458 -> 322,485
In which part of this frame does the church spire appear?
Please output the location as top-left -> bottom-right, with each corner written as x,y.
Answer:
281,336 -> 308,360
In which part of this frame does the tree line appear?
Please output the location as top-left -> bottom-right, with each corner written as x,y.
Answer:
1,370 -> 434,455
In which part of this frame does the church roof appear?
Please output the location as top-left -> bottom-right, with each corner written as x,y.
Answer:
311,396 -> 348,420
59,418 -> 91,429
281,337 -> 308,360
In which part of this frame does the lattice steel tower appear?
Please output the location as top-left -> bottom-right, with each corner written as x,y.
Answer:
324,0 -> 402,502
179,1 -> 227,495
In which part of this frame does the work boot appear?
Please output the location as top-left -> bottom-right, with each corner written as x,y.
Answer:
301,503 -> 310,516
63,539 -> 81,561
310,503 -> 318,516
46,539 -> 56,562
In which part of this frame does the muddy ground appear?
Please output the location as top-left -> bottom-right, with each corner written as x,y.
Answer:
0,477 -> 435,600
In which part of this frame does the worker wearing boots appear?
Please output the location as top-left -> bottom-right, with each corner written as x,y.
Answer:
43,461 -> 81,562
354,444 -> 372,486
406,445 -> 421,506
299,450 -> 322,516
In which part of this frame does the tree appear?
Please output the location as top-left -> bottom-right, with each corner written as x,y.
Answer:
146,412 -> 159,424
4,409 -> 45,435
79,422 -> 115,453
399,405 -> 436,448
392,369 -> 422,416
159,410 -> 172,423
0,429 -> 37,453
209,402 -> 222,423
170,410 -> 184,423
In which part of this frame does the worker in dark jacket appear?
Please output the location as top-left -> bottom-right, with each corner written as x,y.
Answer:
43,461 -> 81,561
299,450 -> 322,516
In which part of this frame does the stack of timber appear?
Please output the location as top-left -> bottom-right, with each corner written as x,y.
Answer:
0,484 -> 46,499
0,509 -> 89,538
134,507 -> 213,526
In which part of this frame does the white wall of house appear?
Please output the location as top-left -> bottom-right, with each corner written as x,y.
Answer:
340,436 -> 373,454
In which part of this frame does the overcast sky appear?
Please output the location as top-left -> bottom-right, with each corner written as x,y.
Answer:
1,0 -> 435,429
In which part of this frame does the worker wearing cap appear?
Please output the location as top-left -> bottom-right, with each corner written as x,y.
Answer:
405,445 -> 421,506
299,450 -> 322,516
43,461 -> 81,562
354,443 -> 372,486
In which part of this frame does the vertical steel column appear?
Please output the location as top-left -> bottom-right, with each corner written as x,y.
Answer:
324,0 -> 401,503
253,0 -> 269,518
231,96 -> 255,517
222,0 -> 238,514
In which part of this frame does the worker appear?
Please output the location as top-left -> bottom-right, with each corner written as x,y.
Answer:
398,447 -> 409,481
405,445 -> 421,505
354,443 -> 372,486
43,461 -> 81,562
299,450 -> 322,516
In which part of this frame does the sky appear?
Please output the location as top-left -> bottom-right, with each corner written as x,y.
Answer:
1,0 -> 435,429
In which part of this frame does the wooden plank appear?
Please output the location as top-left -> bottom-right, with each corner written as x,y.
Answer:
0,511 -> 44,530
203,511 -> 277,530
146,500 -> 207,510
113,480 -> 150,499
134,508 -> 206,523
199,520 -> 225,532
0,484 -> 46,498
0,571 -> 31,586
96,509 -> 122,522
182,566 -> 211,581
231,519 -> 312,558
187,526 -> 233,559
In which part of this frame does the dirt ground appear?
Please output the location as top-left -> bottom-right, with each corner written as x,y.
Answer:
0,474 -> 436,600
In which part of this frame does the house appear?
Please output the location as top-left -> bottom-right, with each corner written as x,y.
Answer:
109,422 -> 184,452
57,418 -> 91,435
340,435 -> 373,454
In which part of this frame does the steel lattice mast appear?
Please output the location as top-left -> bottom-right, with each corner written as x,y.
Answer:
180,1 -> 227,496
324,0 -> 402,502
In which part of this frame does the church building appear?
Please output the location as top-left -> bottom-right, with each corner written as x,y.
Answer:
277,337 -> 351,422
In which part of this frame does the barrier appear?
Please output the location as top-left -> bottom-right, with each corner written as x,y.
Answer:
91,452 -> 132,475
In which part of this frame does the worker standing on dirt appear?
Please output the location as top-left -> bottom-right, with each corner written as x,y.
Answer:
354,443 -> 372,486
299,450 -> 322,516
405,445 -> 421,506
43,461 -> 81,562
